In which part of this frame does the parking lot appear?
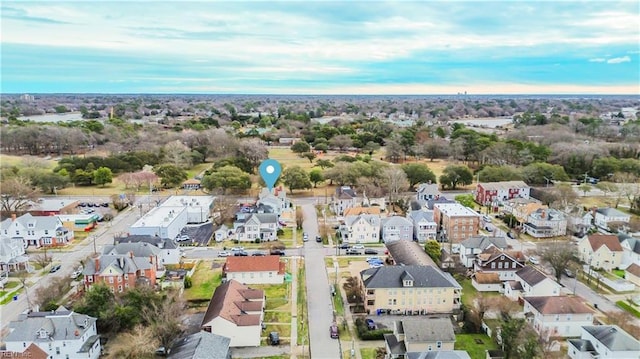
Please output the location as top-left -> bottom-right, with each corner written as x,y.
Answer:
180,223 -> 214,246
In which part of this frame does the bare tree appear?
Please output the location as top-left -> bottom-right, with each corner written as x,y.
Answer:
0,176 -> 38,214
211,196 -> 238,226
35,276 -> 72,310
382,167 -> 409,204
539,240 -> 576,282
142,289 -> 185,351
549,183 -> 578,211
106,325 -> 159,359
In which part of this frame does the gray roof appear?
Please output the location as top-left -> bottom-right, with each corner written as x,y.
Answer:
5,308 -> 97,343
103,242 -> 161,257
407,351 -> 472,359
460,236 -> 508,251
168,331 -> 231,359
249,213 -> 278,224
345,214 -> 381,227
382,216 -> 413,227
115,235 -> 178,249
408,210 -> 435,223
361,265 -> 461,289
568,339 -> 596,353
516,266 -> 549,286
596,207 -> 629,218
399,318 -> 455,343
384,333 -> 407,355
582,325 -> 640,351
416,183 -> 441,196
385,240 -> 436,267
618,234 -> 640,255
83,254 -> 153,276
1,213 -> 63,232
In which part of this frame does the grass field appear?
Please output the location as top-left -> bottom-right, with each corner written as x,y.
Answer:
455,334 -> 498,359
184,261 -> 221,301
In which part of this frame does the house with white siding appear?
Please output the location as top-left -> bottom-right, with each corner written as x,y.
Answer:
235,214 -> 278,242
340,214 -> 381,244
333,186 -> 358,216
594,207 -> 631,230
505,266 -> 561,301
0,233 -> 27,273
406,210 -> 437,243
1,213 -> 73,248
523,296 -> 594,338
617,234 -> 640,268
523,208 -> 567,238
578,234 -> 623,271
382,216 -> 414,243
568,325 -> 640,359
459,236 -> 508,268
223,255 -> 285,285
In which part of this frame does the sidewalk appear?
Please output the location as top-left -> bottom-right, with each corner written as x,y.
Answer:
290,257 -> 298,359
334,257 -> 362,359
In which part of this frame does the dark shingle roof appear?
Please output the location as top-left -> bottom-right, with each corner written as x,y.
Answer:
460,236 -> 508,251
168,331 -> 231,359
568,339 -> 596,353
384,333 -> 406,355
582,325 -> 640,351
516,266 -> 549,286
400,318 -> 455,343
525,296 -> 593,315
361,265 -> 461,289
201,280 -> 264,328
407,351 -> 472,359
385,240 -> 436,267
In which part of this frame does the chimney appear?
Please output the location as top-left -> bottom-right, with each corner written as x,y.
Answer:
129,251 -> 134,259
94,257 -> 100,271
149,255 -> 154,264
11,213 -> 16,221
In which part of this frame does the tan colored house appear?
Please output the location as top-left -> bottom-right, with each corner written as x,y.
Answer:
625,263 -> 640,287
578,234 -> 623,270
433,203 -> 480,242
360,265 -> 461,315
524,296 -> 594,338
201,279 -> 264,347
384,318 -> 456,358
502,198 -> 546,224
223,255 -> 285,285
344,206 -> 382,216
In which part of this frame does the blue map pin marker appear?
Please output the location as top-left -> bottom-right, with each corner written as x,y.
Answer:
259,159 -> 282,191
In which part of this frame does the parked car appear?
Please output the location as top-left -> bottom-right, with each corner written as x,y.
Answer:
234,251 -> 248,256
364,249 -> 378,255
49,264 -> 61,273
346,249 -> 361,255
268,332 -> 280,345
252,251 -> 266,256
316,235 -> 322,243
563,268 -> 575,278
330,324 -> 339,339
365,319 -> 377,330
529,256 -> 540,265
339,243 -> 350,249
366,256 -> 381,263
218,251 -> 231,257
270,249 -> 286,256
352,244 -> 365,250
303,232 -> 309,241
70,270 -> 82,279
507,232 -> 515,239
231,246 -> 245,252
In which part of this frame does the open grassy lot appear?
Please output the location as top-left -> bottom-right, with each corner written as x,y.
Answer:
360,348 -> 384,359
325,257 -> 355,268
0,154 -> 58,169
455,334 -> 498,359
459,278 -> 500,308
183,260 -> 221,301
297,261 -> 308,346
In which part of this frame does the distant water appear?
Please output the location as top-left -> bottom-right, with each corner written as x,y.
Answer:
18,113 -> 85,123
451,117 -> 513,128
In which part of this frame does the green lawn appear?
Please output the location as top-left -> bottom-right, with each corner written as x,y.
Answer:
297,262 -> 308,346
263,310 -> 292,323
455,334 -> 498,359
324,257 -> 353,268
183,261 -> 221,301
0,288 -> 22,305
332,284 -> 345,316
612,269 -> 625,278
360,348 -> 382,359
617,300 -> 640,318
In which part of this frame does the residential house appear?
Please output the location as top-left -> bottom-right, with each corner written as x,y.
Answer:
523,296 -> 594,338
594,207 -> 631,230
385,240 -> 437,267
102,241 -> 167,274
182,178 -> 202,190
82,253 -> 158,292
344,206 -> 382,217
333,186 -> 358,216
341,214 -> 381,244
57,214 -> 99,233
568,325 -> 640,359
1,213 -> 73,248
406,351 -> 471,359
502,198 -> 545,225
523,208 -> 567,238
459,236 -> 508,268
617,234 -> 640,267
473,248 -> 526,281
475,181 -> 530,207
578,234 -> 623,270
624,263 -> 640,287
505,266 -> 561,301
214,224 -> 233,242
0,233 -> 28,272
384,318 -> 456,358
360,265 -> 461,315
415,183 -> 443,207
27,198 -> 79,216
168,331 -> 231,359
433,203 -> 480,242
223,255 -> 285,285
564,207 -> 594,237
114,234 -> 182,265
0,343 -> 48,359
235,213 -> 279,242
382,216 -> 414,243
472,272 -> 503,292
4,307 -> 101,359
407,210 -> 437,243
257,187 -> 290,217
201,279 -> 265,347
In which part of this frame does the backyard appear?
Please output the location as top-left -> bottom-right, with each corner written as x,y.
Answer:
183,260 -> 221,302
455,333 -> 498,359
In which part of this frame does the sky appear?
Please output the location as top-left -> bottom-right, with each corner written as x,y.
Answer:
1,1 -> 639,95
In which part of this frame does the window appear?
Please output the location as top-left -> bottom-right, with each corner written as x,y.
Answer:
436,341 -> 442,349
428,345 -> 432,351
512,262 -> 516,268
491,262 -> 496,269
44,230 -> 49,235
56,347 -> 61,354
498,262 -> 503,269
88,276 -> 93,283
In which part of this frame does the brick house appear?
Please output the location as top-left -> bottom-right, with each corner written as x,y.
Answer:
475,181 -> 530,206
82,253 -> 158,293
433,203 -> 480,242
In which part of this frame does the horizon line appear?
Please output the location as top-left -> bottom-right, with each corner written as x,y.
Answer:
3,92 -> 640,97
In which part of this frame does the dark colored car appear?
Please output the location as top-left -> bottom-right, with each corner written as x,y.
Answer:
270,249 -> 286,256
252,251 -> 266,256
316,236 -> 322,243
49,264 -> 61,273
364,249 -> 378,255
365,319 -> 377,330
234,251 -> 248,256
268,331 -> 280,345
339,243 -> 350,249
330,324 -> 339,339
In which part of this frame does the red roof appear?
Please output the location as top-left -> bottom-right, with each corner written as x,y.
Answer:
588,234 -> 623,252
223,255 -> 284,274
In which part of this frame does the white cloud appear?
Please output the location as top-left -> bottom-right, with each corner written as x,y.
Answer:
607,56 -> 631,64
589,58 -> 606,62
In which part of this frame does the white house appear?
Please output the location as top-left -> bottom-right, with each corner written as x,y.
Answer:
114,235 -> 181,265
568,325 -> 640,359
341,214 -> 381,244
523,208 -> 567,238
4,307 -> 101,359
578,234 -> 623,271
257,187 -> 290,216
223,255 -> 285,285
214,224 -> 233,242
381,216 -> 414,243
235,213 -> 278,242
407,210 -> 437,243
594,207 -> 631,230
333,186 -> 358,216
523,296 -> 594,338
0,233 -> 27,273
472,272 -> 503,292
505,266 -> 561,301
129,206 -> 188,240
201,280 -> 264,347
459,236 -> 508,268
0,213 -> 73,248
415,183 -> 443,206
617,234 -> 640,268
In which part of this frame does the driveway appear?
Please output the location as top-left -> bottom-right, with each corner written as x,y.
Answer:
301,204 -> 341,359
181,222 -> 214,246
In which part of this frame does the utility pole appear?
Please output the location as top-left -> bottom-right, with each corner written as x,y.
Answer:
93,236 -> 97,255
